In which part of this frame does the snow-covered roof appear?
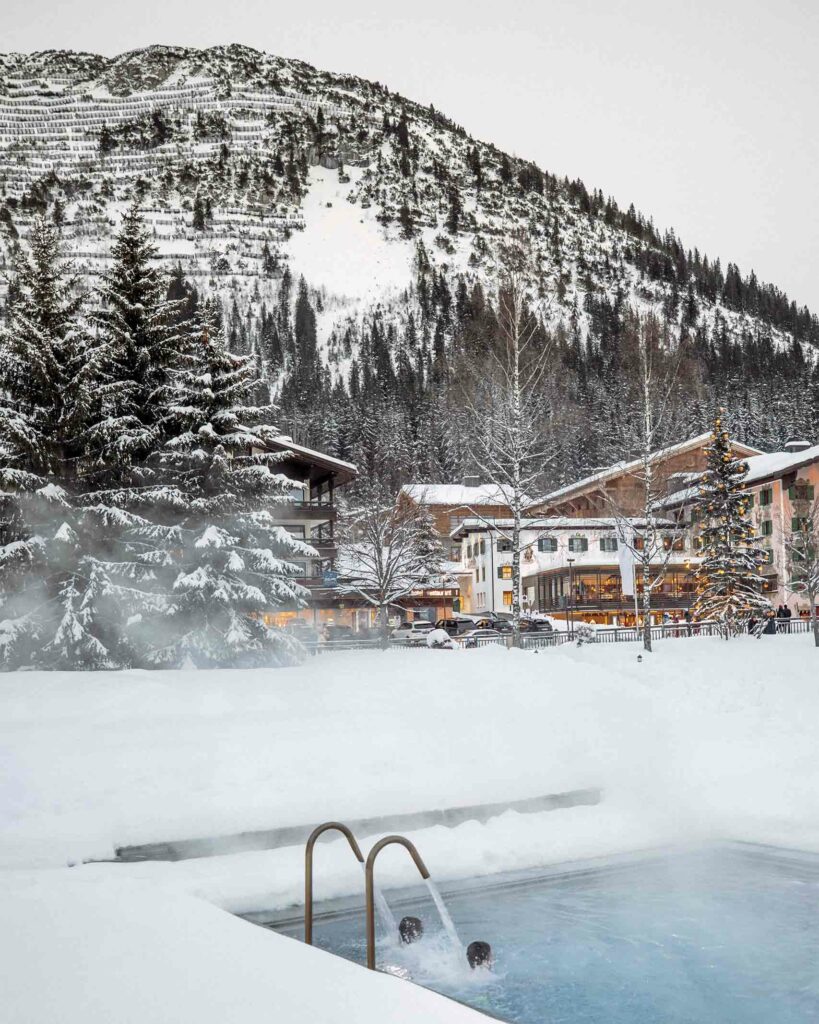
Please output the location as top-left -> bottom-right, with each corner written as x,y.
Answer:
742,444 -> 819,485
529,433 -> 765,509
401,483 -> 523,507
663,443 -> 819,507
267,435 -> 357,482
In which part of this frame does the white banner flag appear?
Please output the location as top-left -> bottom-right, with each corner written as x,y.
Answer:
617,526 -> 636,597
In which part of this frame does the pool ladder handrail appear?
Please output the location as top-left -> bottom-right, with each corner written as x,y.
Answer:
365,835 -> 430,970
304,821 -> 364,944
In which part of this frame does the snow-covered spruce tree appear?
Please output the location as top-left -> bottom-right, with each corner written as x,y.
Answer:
692,410 -> 770,635
0,218 -> 123,668
64,201 -> 204,667
130,300 -> 310,667
85,200 -> 187,482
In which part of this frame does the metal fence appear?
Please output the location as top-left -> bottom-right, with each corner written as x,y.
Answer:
302,617 -> 813,655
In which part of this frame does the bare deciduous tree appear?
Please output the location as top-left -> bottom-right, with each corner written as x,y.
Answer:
336,484 -> 446,639
457,237 -> 556,646
599,314 -> 689,652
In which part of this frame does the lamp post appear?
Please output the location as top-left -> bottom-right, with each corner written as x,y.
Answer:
567,557 -> 575,637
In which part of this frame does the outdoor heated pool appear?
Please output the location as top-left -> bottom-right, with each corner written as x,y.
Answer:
271,845 -> 819,1023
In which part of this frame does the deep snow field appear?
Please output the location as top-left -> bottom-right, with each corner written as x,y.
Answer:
2,635 -> 817,1022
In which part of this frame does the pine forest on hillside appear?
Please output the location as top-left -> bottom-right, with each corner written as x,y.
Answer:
1,44 -> 818,501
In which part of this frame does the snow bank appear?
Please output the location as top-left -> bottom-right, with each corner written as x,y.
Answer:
75,802 -> 685,916
2,635 -> 817,875
0,873 -> 484,1024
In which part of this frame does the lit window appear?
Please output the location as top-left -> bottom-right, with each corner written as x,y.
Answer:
497,565 -> 513,580
502,591 -> 514,607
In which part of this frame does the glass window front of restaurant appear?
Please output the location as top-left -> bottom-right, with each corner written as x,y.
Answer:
535,568 -> 696,612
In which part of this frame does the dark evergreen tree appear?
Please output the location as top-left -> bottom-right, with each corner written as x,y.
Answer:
692,409 -> 771,633
0,219 -> 119,668
141,300 -> 307,666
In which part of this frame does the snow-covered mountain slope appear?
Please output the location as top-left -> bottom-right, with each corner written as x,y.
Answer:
1,43 -> 816,358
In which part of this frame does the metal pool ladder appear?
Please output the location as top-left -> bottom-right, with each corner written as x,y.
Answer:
304,821 -> 364,945
365,835 -> 430,969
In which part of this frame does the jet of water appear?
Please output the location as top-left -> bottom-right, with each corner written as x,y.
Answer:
360,862 -> 398,940
425,877 -> 463,953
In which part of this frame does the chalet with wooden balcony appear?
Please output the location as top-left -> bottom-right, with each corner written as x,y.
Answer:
258,436 -> 357,627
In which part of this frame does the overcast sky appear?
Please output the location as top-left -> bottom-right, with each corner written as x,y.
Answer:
5,0 -> 819,310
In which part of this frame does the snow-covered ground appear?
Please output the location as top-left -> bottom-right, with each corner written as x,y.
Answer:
3,636 -> 818,873
0,872 -> 485,1024
2,635 -> 817,1022
288,167 -> 414,301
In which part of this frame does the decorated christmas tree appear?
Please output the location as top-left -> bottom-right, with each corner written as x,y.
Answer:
692,409 -> 770,634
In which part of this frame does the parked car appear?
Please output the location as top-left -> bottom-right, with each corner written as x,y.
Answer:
390,620 -> 435,644
322,624 -> 354,642
435,617 -> 480,637
458,627 -> 502,648
286,620 -> 320,643
519,618 -> 553,634
475,617 -> 512,633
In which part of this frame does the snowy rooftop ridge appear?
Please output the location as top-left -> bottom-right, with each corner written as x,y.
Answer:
663,441 -> 819,507
742,443 -> 819,485
529,433 -> 766,509
267,435 -> 357,477
401,483 -> 526,507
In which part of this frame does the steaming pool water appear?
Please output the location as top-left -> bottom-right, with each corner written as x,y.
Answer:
269,845 -> 819,1023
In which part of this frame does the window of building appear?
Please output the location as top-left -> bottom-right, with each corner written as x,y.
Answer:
789,484 -> 815,501
568,536 -> 588,553
633,536 -> 645,551
792,516 -> 809,532
759,488 -> 773,507
502,591 -> 513,607
482,566 -> 486,582
497,538 -> 513,552
480,539 -> 486,555
742,491 -> 754,507
467,543 -> 473,559
662,536 -> 684,551
538,537 -> 558,552
497,565 -> 513,580
600,537 -> 618,552
451,545 -> 461,560
761,519 -> 773,536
